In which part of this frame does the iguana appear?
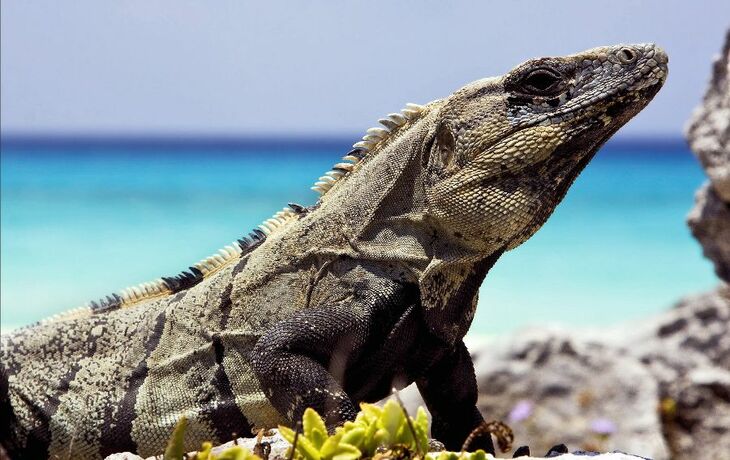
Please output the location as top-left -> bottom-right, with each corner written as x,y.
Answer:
0,43 -> 667,459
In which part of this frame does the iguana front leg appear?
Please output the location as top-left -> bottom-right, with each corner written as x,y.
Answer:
251,277 -> 421,429
251,305 -> 368,427
417,340 -> 495,455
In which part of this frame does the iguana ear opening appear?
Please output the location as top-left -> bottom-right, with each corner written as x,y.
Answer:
435,123 -> 456,171
422,122 -> 456,181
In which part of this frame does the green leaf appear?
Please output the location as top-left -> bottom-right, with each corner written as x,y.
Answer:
194,441 -> 213,460
319,434 -> 342,460
414,423 -> 429,454
164,417 -> 188,460
433,451 -> 460,460
303,408 -> 328,443
332,443 -> 361,460
331,452 -> 360,460
395,422 -> 413,446
416,407 -> 429,434
359,403 -> 382,424
278,425 -> 297,445
373,428 -> 390,448
340,427 -> 365,448
379,400 -> 402,438
310,428 -> 328,450
294,433 -> 322,460
339,421 -> 360,434
362,417 -> 380,455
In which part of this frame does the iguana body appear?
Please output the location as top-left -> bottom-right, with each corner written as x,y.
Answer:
1,44 -> 667,459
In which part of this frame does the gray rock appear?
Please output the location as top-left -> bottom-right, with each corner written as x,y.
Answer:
471,329 -> 667,459
515,455 -> 652,460
686,29 -> 730,202
687,183 -> 730,282
686,29 -> 730,282
469,288 -> 730,460
629,288 -> 730,459
398,289 -> 730,460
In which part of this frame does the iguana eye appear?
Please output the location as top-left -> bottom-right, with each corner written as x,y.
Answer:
520,68 -> 562,94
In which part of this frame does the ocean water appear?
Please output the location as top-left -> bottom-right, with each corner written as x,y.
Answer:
0,139 -> 717,334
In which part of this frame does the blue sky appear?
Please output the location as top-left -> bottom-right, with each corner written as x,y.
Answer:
1,1 -> 728,138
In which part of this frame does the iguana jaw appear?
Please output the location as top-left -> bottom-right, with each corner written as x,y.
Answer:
424,43 -> 668,253
502,46 -> 668,249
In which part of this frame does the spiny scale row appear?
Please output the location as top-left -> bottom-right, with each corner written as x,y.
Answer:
40,306 -> 92,325
85,204 -> 306,313
311,102 -> 426,196
61,102 -> 428,318
257,207 -> 299,236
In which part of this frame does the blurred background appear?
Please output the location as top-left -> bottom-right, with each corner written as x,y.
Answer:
1,1 -> 729,333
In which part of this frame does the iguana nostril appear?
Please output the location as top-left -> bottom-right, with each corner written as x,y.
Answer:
618,47 -> 637,64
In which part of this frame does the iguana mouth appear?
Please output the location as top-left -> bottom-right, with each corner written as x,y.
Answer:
524,72 -> 666,130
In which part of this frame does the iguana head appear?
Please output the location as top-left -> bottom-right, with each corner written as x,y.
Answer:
423,43 -> 667,252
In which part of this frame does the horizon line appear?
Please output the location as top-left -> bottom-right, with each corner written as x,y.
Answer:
0,132 -> 688,151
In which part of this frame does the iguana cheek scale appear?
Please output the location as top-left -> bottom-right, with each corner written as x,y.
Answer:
0,44 -> 667,459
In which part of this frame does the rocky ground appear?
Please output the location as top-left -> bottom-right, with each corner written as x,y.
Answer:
454,286 -> 729,460
687,30 -> 730,283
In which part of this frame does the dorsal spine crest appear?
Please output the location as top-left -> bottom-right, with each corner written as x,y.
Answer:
310,102 -> 427,196
40,101 -> 428,325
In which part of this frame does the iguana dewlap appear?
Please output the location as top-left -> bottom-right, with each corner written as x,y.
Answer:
0,44 -> 667,459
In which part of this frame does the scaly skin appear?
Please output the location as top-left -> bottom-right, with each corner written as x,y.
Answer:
0,44 -> 667,459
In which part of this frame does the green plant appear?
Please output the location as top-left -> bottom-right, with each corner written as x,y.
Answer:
163,417 -> 188,460
162,416 -> 262,460
162,399 -> 495,460
278,399 -> 430,460
194,442 -> 261,460
427,451 -> 489,460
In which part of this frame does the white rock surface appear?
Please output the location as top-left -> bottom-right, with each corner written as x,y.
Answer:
104,431 -> 290,460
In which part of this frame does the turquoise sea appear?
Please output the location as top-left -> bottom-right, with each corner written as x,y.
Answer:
0,138 -> 718,334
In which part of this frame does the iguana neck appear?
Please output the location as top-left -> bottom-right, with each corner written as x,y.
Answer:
301,104 -> 502,344
308,104 -> 487,269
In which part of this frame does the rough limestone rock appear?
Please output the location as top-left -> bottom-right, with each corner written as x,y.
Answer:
399,288 -> 730,460
687,29 -> 730,201
687,29 -> 730,282
687,184 -> 730,281
470,329 -> 668,459
628,288 -> 730,459
480,287 -> 730,460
